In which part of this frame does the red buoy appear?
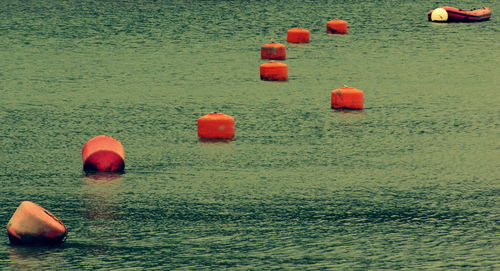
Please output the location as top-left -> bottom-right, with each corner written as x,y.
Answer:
287,28 -> 310,43
7,201 -> 67,245
326,19 -> 348,34
260,62 -> 288,81
82,135 -> 125,172
198,113 -> 235,139
331,87 -> 364,110
261,42 -> 286,60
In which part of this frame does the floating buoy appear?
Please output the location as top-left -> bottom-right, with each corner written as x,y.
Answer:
260,61 -> 288,81
331,87 -> 364,110
197,113 -> 235,139
261,42 -> 286,60
326,19 -> 348,34
287,28 -> 310,43
82,135 -> 125,172
431,8 -> 448,22
6,201 -> 67,245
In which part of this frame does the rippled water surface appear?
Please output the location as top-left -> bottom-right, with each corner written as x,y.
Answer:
1,0 -> 499,269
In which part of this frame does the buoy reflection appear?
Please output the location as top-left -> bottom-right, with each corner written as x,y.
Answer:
82,172 -> 123,220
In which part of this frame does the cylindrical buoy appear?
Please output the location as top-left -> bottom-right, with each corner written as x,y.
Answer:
82,135 -> 125,172
6,201 -> 67,245
326,19 -> 348,34
261,42 -> 286,60
260,61 -> 288,81
287,28 -> 310,43
430,8 -> 448,22
198,113 -> 235,139
331,87 -> 364,110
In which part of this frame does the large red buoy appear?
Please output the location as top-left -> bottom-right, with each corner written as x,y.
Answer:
6,201 -> 67,245
260,61 -> 288,81
326,19 -> 348,34
331,87 -> 364,110
197,113 -> 235,139
82,135 -> 125,172
261,42 -> 286,60
287,28 -> 310,43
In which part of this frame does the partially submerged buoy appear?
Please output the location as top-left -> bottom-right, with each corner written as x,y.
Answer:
287,28 -> 310,43
430,8 -> 448,22
198,113 -> 235,140
260,61 -> 288,81
6,201 -> 67,245
261,42 -> 286,60
331,87 -> 364,110
326,19 -> 348,34
82,135 -> 125,172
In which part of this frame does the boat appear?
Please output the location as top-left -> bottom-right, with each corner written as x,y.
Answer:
428,6 -> 491,22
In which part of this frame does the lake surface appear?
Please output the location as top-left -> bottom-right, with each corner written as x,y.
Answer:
1,0 -> 499,269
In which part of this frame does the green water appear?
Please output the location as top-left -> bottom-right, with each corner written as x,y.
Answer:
1,0 -> 499,269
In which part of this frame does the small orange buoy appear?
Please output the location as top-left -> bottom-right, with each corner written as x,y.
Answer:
331,87 -> 364,110
287,28 -> 310,43
260,61 -> 288,81
82,135 -> 125,172
261,42 -> 286,60
7,201 -> 67,245
326,19 -> 348,34
198,113 -> 235,139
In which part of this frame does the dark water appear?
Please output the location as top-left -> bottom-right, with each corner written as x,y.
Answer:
1,0 -> 499,269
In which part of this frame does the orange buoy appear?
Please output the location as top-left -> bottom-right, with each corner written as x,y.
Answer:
7,201 -> 67,245
260,61 -> 288,81
82,135 -> 125,172
197,113 -> 235,139
331,87 -> 364,110
287,28 -> 310,43
261,42 -> 286,60
326,19 -> 348,34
